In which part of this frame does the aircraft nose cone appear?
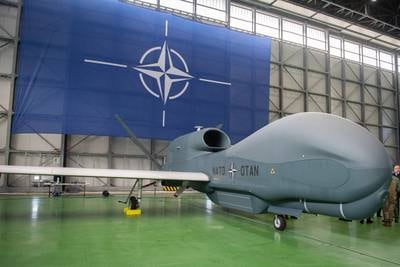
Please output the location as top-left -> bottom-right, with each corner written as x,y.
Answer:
276,113 -> 391,197
290,113 -> 391,170
318,115 -> 392,196
292,113 -> 392,198
231,112 -> 392,201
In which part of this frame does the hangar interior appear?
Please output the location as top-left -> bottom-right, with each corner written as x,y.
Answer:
1,0 -> 400,266
1,0 -> 399,192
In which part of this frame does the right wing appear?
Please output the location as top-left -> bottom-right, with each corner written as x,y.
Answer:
0,165 -> 209,182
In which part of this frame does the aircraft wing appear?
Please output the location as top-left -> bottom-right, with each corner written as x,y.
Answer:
0,165 -> 209,182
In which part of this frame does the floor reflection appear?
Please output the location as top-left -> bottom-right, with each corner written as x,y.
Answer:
31,197 -> 40,221
205,197 -> 213,214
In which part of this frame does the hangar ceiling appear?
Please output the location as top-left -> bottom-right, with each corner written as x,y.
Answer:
284,0 -> 400,41
244,0 -> 400,51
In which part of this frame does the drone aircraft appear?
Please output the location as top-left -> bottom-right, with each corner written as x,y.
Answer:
0,112 -> 392,230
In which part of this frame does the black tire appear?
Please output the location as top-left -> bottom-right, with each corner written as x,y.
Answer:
102,190 -> 110,197
273,215 -> 287,231
129,196 -> 139,210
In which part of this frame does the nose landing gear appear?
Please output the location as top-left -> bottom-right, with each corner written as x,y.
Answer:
273,215 -> 287,231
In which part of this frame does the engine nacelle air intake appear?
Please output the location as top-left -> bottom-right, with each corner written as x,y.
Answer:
164,128 -> 231,166
192,129 -> 231,152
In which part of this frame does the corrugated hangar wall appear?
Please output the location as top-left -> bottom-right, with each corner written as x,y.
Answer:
269,39 -> 399,159
0,0 -> 399,190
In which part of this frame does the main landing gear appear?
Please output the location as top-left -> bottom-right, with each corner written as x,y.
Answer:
129,196 -> 139,210
273,215 -> 287,231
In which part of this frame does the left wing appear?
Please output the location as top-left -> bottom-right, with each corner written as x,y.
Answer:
0,165 -> 209,182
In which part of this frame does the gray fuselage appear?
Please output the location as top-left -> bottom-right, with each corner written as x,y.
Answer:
163,112 -> 392,220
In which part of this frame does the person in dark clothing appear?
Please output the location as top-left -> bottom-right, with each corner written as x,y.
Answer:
377,208 -> 382,217
359,217 -> 373,224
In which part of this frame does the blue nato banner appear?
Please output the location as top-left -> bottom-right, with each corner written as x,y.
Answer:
13,0 -> 271,143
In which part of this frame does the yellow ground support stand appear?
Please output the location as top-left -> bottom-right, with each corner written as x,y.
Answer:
123,207 -> 142,216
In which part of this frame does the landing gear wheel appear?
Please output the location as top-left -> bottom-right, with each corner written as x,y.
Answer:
102,190 -> 110,197
273,215 -> 287,231
129,196 -> 139,210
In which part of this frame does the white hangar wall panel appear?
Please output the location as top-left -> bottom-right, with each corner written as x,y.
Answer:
6,133 -> 169,188
0,4 -> 16,74
111,157 -> 150,187
110,138 -> 167,187
66,155 -> 109,187
283,67 -> 304,92
268,40 -> 280,124
63,136 -> 167,188
69,136 -> 109,154
8,153 -> 59,187
0,153 -> 3,186
379,69 -> 398,161
0,0 -> 20,187
5,132 -> 169,188
111,137 -> 151,187
0,79 -> 11,149
66,136 -> 109,187
8,134 -> 63,187
112,137 -> 151,156
11,134 -> 62,151
0,44 -> 14,73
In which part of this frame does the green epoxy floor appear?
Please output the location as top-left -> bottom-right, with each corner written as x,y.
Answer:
0,194 -> 400,267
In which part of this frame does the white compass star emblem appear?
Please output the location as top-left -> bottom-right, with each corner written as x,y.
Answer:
83,19 -> 231,128
228,162 -> 237,179
134,41 -> 193,104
